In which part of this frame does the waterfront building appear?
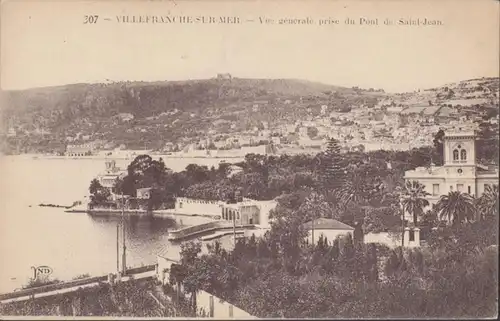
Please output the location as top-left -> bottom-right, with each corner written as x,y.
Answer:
220,199 -> 277,229
97,160 -> 127,193
174,197 -> 224,216
404,130 -> 499,227
65,143 -> 95,157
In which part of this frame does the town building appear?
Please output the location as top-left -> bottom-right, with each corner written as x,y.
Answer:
302,218 -> 354,245
226,164 -> 244,178
66,143 -> 95,156
404,130 -> 499,224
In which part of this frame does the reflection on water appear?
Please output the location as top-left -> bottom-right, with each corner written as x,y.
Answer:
0,156 -> 223,294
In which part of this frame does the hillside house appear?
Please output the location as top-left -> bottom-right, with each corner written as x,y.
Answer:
302,218 -> 354,246
403,130 -> 499,245
217,73 -> 232,80
136,188 -> 152,200
226,164 -> 244,178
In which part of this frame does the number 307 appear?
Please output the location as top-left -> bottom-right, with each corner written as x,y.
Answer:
84,15 -> 99,24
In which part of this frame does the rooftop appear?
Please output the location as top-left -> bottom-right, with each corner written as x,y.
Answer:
303,218 -> 354,231
444,130 -> 476,138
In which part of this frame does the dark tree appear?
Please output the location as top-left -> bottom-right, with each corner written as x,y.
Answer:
433,129 -> 445,165
321,138 -> 345,192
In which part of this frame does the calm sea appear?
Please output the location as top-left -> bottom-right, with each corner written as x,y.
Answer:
0,155 -> 239,294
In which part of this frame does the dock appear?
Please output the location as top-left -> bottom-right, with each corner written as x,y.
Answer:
167,222 -> 255,241
200,230 -> 245,241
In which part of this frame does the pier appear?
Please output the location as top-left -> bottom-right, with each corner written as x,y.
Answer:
167,221 -> 255,241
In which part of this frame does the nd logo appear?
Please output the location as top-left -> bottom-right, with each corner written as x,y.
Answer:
31,266 -> 53,282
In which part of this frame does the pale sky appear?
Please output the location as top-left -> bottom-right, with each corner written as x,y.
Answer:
1,0 -> 499,92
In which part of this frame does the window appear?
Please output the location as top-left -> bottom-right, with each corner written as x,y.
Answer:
450,185 -> 453,191
460,149 -> 467,161
409,230 -> 415,242
468,186 -> 471,194
453,149 -> 459,160
432,184 -> 440,196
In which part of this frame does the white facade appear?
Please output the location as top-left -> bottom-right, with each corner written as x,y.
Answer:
174,197 -> 224,216
136,188 -> 152,199
306,229 -> 353,246
404,130 -> 499,221
303,218 -> 355,246
97,160 -> 127,191
220,199 -> 278,228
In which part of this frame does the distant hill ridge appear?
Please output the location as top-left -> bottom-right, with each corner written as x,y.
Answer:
0,77 -> 377,126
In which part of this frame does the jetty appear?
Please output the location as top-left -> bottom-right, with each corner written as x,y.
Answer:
200,230 -> 245,241
167,221 -> 255,242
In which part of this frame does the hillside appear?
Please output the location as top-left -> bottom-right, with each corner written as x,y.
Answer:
0,77 -> 383,153
0,76 -> 498,155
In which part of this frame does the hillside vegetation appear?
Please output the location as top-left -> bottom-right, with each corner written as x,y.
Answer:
0,78 -> 382,153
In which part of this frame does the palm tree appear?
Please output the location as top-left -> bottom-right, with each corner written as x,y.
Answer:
336,172 -> 371,209
476,184 -> 499,221
401,180 -> 430,227
435,191 -> 476,225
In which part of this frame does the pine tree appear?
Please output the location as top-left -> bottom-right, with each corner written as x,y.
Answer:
322,137 -> 345,191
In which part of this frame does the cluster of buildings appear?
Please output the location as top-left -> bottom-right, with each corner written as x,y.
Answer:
158,90 -> 497,156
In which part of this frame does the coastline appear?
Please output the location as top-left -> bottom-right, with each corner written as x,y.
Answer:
69,208 -> 219,220
15,154 -> 246,160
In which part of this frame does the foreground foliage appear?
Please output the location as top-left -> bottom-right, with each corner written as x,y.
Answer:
171,211 -> 498,318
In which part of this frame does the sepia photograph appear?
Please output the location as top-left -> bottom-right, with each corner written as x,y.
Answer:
0,0 -> 498,318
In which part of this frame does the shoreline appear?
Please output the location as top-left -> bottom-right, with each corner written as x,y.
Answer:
66,208 -> 219,220
12,155 -> 246,160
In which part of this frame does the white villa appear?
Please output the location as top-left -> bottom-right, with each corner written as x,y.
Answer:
302,218 -> 354,246
404,130 -> 499,221
97,160 -> 127,195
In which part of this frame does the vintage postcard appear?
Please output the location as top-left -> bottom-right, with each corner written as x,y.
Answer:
0,0 -> 498,318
